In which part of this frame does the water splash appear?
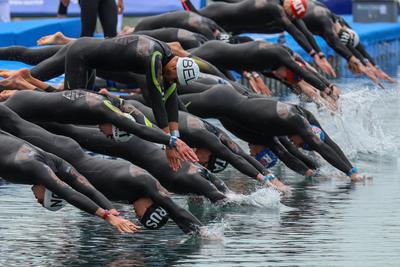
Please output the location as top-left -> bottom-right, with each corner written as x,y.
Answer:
224,187 -> 280,208
198,220 -> 227,241
307,86 -> 399,157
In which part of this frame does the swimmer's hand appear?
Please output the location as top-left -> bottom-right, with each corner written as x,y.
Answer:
175,138 -> 199,163
106,214 -> 140,233
351,173 -> 372,182
313,54 -> 336,77
259,174 -> 291,195
166,148 -> 182,172
372,65 -> 396,84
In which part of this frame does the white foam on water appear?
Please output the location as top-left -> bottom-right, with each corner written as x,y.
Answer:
198,220 -> 227,241
222,187 -> 294,212
306,86 -> 399,158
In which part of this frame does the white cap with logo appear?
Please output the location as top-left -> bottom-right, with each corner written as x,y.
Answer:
43,188 -> 66,211
176,57 -> 200,86
112,113 -> 136,142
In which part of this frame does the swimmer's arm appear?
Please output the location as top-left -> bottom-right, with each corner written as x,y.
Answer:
146,52 -> 169,130
283,57 -> 327,91
292,19 -> 321,53
213,132 -> 266,179
164,85 -> 179,129
269,137 -> 311,176
323,29 -> 354,61
149,188 -> 203,234
283,17 -> 315,55
347,45 -> 366,64
38,164 -> 103,215
100,102 -> 170,145
355,43 -> 376,66
278,137 -> 319,170
54,158 -> 115,211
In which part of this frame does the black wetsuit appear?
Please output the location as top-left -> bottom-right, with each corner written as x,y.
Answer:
3,90 -> 172,146
302,1 -> 359,62
179,84 -> 355,175
125,95 -> 318,175
190,40 -> 327,91
134,11 -> 224,40
0,129 -> 113,216
40,122 -> 228,203
183,0 -> 321,56
0,104 -> 202,234
80,0 -> 118,38
126,100 -> 269,178
135,28 -> 209,50
63,35 -> 179,129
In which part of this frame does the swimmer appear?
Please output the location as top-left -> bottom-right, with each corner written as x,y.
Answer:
181,0 -> 335,76
117,98 -> 288,190
249,137 -> 319,177
37,28 -> 209,50
0,129 -> 138,233
187,41 -> 340,106
302,0 -> 394,85
178,84 -> 365,182
0,104 -> 203,234
134,11 -> 226,40
0,87 -> 198,171
2,34 -> 203,141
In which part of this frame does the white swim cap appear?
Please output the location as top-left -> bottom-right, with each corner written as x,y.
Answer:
112,113 -> 136,142
347,29 -> 360,47
176,57 -> 200,85
43,188 -> 66,211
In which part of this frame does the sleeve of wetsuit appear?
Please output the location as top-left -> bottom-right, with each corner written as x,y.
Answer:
164,84 -> 179,123
197,130 -> 261,179
348,45 -> 366,63
148,181 -> 203,234
268,137 -> 310,175
281,54 -> 327,91
52,156 -> 115,210
36,161 -> 100,214
323,29 -> 353,61
292,19 -> 321,53
283,18 -> 314,54
181,0 -> 200,14
100,100 -> 170,145
190,55 -> 229,80
355,43 -> 376,65
178,97 -> 189,112
278,137 -> 319,170
145,51 -> 169,129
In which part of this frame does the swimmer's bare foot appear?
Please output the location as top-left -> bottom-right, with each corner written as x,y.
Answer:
119,26 -> 135,36
0,75 -> 36,90
36,32 -> 73,46
0,68 -> 31,79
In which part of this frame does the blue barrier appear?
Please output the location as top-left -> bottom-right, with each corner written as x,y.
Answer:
0,18 -> 81,47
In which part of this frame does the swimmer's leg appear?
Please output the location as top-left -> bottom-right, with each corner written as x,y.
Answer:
0,45 -> 62,65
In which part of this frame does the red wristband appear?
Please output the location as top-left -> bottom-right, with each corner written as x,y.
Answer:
102,210 -> 111,220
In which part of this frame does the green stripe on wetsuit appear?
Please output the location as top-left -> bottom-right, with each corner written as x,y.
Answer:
150,51 -> 177,102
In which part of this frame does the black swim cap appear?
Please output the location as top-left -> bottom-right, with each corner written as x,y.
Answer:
139,203 -> 169,230
207,154 -> 229,173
